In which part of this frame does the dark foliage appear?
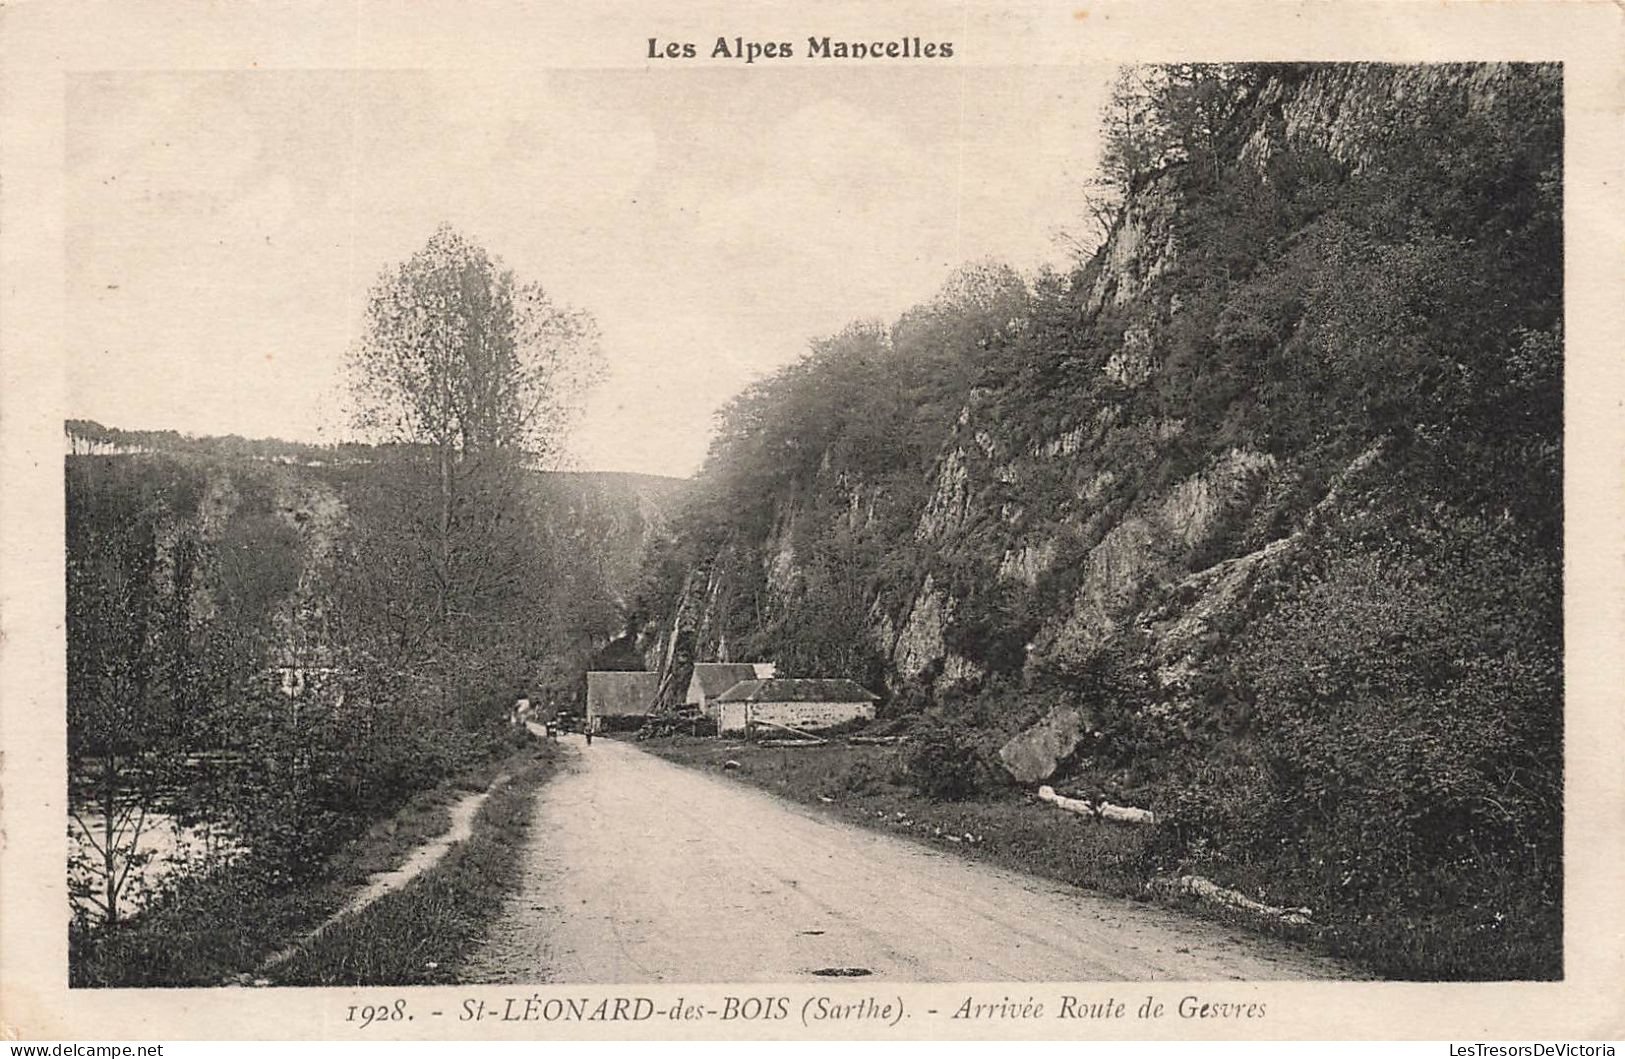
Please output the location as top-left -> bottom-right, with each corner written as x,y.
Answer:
903,724 -> 997,802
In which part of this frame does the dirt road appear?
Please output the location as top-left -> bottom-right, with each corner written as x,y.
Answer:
463,736 -> 1351,983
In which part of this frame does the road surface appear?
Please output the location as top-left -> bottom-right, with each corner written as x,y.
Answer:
462,735 -> 1352,983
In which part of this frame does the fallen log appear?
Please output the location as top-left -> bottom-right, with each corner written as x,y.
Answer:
1151,874 -> 1312,927
1099,801 -> 1157,826
848,734 -> 908,746
1036,785 -> 1159,826
1037,784 -> 1097,817
750,715 -> 832,746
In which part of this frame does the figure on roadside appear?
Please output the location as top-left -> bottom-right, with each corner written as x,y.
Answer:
510,693 -> 534,729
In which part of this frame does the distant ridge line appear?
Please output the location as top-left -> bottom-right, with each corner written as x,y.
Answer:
63,420 -> 692,483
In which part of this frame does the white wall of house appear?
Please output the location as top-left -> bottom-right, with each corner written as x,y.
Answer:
717,700 -> 875,735
686,671 -> 751,718
684,672 -> 705,708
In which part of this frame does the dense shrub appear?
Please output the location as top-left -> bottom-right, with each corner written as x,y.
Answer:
903,724 -> 996,801
1141,501 -> 1562,978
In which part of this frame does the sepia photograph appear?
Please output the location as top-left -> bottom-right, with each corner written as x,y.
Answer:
56,56 -> 1566,992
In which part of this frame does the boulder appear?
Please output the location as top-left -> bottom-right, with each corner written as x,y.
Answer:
998,705 -> 1085,784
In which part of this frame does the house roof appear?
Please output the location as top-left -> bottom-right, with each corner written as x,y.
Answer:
586,670 -> 659,715
688,662 -> 760,698
714,678 -> 880,704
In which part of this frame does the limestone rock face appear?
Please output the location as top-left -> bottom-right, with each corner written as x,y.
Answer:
916,446 -> 972,542
1042,449 -> 1276,669
998,704 -> 1087,785
892,573 -> 950,680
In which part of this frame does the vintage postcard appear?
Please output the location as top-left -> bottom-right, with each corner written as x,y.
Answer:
2,0 -> 1622,1043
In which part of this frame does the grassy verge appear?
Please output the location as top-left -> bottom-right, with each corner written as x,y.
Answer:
70,736 -> 558,987
270,747 -> 558,986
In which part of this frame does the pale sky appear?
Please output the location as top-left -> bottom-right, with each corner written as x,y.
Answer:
66,66 -> 1110,478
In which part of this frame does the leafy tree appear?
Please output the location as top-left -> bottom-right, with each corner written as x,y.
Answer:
1065,67 -> 1166,254
350,226 -> 602,459
343,227 -> 605,722
1064,63 -> 1248,258
347,225 -> 603,628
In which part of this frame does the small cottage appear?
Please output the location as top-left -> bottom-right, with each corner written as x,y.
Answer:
684,662 -> 760,718
713,678 -> 879,736
585,670 -> 659,730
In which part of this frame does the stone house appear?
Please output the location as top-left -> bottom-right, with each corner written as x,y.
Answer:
713,678 -> 878,736
586,670 -> 659,730
683,662 -> 761,718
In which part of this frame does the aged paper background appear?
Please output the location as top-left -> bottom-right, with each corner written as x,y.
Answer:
3,0 -> 1622,1041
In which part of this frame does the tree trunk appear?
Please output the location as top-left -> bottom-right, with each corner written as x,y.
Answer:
437,441 -> 454,624
102,753 -> 119,925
